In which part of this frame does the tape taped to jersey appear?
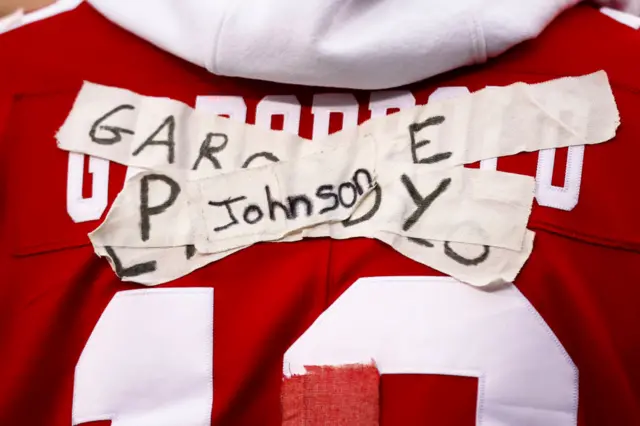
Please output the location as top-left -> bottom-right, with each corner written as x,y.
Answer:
89,155 -> 535,252
57,71 -> 618,177
56,71 -> 620,287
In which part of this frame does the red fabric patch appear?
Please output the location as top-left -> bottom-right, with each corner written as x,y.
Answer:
282,363 -> 380,425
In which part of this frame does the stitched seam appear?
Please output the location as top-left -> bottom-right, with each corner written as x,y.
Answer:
534,145 -> 583,210
516,286 -> 579,425
476,373 -> 486,425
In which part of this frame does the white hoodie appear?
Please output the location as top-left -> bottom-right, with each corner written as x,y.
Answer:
88,0 -> 580,89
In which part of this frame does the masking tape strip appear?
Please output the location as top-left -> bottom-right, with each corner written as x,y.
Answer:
55,71 -> 619,286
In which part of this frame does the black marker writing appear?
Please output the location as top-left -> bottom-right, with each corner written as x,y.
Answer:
407,237 -> 434,248
401,175 -> 451,231
338,182 -> 358,208
105,246 -> 157,278
89,104 -> 135,145
316,185 -> 339,214
185,244 -> 196,260
352,168 -> 375,195
287,195 -> 313,218
409,115 -> 452,164
139,174 -> 181,242
132,115 -> 176,164
343,168 -> 381,227
209,196 -> 247,232
192,133 -> 228,170
342,186 -> 381,227
267,186 -> 313,219
243,204 -> 264,224
407,237 -> 490,266
267,186 -> 292,220
444,242 -> 490,266
242,152 -> 280,169
208,168 -> 374,232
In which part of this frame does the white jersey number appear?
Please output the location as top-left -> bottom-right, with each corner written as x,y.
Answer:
284,277 -> 578,426
72,288 -> 214,426
66,153 -> 109,223
72,279 -> 577,426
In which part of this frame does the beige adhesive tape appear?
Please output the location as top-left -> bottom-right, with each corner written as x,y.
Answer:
56,71 -> 619,287
57,72 -> 618,178
89,162 -> 534,252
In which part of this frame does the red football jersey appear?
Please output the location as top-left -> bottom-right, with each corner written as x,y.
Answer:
0,3 -> 639,425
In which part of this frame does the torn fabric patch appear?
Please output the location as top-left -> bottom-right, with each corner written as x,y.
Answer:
281,363 -> 380,426
55,71 -> 620,287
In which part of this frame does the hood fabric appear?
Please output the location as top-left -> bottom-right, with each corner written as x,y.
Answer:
88,0 -> 580,90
